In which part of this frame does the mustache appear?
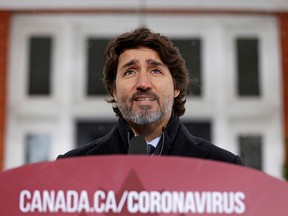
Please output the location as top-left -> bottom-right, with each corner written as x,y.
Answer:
131,90 -> 159,101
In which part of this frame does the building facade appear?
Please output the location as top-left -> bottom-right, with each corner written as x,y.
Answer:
0,0 -> 288,179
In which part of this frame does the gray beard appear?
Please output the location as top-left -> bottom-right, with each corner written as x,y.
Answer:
118,103 -> 172,125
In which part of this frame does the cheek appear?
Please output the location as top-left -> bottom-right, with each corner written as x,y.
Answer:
160,88 -> 176,102
114,83 -> 132,100
164,79 -> 178,98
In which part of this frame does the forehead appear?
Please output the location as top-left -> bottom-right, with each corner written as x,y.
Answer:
118,47 -> 163,63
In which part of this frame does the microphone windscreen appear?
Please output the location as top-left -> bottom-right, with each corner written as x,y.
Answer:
128,136 -> 147,154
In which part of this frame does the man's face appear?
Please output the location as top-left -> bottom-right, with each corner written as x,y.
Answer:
113,47 -> 180,125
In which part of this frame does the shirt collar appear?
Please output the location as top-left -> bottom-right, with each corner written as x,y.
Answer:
147,136 -> 161,148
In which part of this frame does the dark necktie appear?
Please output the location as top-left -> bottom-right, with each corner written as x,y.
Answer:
147,144 -> 155,155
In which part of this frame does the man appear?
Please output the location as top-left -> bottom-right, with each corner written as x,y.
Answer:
58,27 -> 244,165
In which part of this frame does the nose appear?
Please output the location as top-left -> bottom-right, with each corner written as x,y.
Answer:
136,72 -> 152,90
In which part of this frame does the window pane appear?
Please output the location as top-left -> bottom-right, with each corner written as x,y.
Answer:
28,37 -> 52,95
239,135 -> 262,170
87,38 -> 110,96
76,121 -> 116,147
171,39 -> 202,97
236,38 -> 260,96
25,134 -> 50,164
183,121 -> 212,141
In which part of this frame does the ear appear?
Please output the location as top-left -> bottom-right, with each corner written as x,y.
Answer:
113,89 -> 117,102
174,89 -> 180,98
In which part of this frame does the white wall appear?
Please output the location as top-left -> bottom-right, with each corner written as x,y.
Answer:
5,14 -> 284,180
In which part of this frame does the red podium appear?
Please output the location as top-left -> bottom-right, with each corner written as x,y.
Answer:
0,156 -> 288,215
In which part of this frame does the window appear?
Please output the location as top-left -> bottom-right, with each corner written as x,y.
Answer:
76,120 -> 211,147
76,121 -> 116,147
28,37 -> 52,96
86,38 -> 110,96
171,39 -> 202,97
239,135 -> 262,170
236,38 -> 260,97
183,121 -> 212,142
25,134 -> 50,164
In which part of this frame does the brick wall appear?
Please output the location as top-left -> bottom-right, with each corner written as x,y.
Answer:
0,11 -> 10,170
279,13 -> 288,179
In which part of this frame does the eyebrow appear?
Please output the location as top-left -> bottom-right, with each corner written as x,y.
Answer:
120,59 -> 139,70
146,59 -> 165,67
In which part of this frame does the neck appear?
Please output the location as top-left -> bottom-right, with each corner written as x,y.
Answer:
128,112 -> 171,142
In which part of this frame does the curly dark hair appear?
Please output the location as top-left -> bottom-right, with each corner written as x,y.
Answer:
103,27 -> 189,117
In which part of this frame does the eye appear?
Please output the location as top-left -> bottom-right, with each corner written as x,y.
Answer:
151,68 -> 161,74
123,69 -> 135,77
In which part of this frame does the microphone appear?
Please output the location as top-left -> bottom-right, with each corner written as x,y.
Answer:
128,136 -> 147,154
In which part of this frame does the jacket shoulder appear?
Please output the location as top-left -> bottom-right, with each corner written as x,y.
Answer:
192,135 -> 244,165
176,125 -> 244,165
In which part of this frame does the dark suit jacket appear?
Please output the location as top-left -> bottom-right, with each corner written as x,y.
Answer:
58,115 -> 244,166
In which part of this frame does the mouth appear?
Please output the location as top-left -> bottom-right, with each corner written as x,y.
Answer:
132,91 -> 158,102
134,96 -> 155,101
132,92 -> 158,106
133,96 -> 156,106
